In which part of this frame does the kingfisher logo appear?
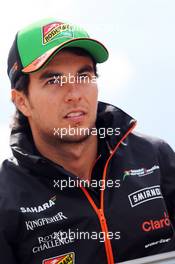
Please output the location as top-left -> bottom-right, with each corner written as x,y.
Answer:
128,185 -> 163,207
43,252 -> 75,264
20,196 -> 56,213
142,212 -> 171,232
42,22 -> 73,45
123,165 -> 159,181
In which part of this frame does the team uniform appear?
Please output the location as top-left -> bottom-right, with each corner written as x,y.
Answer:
0,102 -> 175,264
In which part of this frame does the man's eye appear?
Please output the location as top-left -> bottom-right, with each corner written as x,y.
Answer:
77,73 -> 92,81
79,73 -> 89,78
46,77 -> 60,85
46,79 -> 55,85
78,72 -> 96,84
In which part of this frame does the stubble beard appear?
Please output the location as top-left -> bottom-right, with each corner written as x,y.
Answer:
40,124 -> 96,148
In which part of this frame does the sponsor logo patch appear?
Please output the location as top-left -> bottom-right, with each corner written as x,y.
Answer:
142,212 -> 171,232
33,231 -> 74,254
145,238 -> 171,249
43,252 -> 75,264
25,211 -> 68,231
128,185 -> 163,207
42,22 -> 73,45
123,165 -> 159,181
20,196 -> 56,213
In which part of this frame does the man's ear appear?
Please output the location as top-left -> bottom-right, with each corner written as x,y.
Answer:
11,89 -> 31,117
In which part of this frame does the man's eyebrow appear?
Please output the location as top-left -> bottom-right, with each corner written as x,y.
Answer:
77,65 -> 95,74
39,71 -> 63,80
38,65 -> 95,80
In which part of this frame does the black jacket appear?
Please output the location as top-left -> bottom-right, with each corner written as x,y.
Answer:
0,102 -> 175,264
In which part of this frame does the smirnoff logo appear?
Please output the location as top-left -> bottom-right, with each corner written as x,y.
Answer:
128,186 -> 163,207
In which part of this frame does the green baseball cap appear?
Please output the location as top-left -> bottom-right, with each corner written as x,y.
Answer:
7,18 -> 109,87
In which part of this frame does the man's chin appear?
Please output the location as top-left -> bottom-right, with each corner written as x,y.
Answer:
59,133 -> 91,144
52,125 -> 97,144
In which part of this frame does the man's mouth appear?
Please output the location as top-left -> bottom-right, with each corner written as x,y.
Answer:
64,110 -> 86,121
65,111 -> 85,118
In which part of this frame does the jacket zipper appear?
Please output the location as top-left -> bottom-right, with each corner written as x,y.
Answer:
98,209 -> 114,263
81,187 -> 114,263
81,121 -> 137,264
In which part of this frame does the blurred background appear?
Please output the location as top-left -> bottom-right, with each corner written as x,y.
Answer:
0,0 -> 175,162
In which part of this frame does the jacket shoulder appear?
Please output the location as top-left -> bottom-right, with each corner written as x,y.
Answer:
129,131 -> 174,152
0,157 -> 27,197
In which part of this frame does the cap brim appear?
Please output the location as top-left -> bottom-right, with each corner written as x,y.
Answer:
22,38 -> 108,73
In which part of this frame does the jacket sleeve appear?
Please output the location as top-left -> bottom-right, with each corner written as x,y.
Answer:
158,140 -> 175,228
0,233 -> 17,264
0,201 -> 18,263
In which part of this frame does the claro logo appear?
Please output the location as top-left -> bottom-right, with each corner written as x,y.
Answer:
142,212 -> 171,232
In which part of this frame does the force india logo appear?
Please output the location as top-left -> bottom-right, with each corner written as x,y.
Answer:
43,252 -> 75,264
128,185 -> 163,207
123,165 -> 159,181
42,22 -> 73,45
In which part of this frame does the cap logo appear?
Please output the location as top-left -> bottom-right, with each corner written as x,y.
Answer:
42,22 -> 73,45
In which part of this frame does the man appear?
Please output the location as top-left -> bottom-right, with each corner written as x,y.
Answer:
0,18 -> 175,264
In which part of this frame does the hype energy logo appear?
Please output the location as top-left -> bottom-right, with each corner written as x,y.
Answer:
43,252 -> 75,264
42,22 -> 73,45
128,185 -> 163,208
123,165 -> 160,181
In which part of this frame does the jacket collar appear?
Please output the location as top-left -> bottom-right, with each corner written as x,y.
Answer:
10,101 -> 136,175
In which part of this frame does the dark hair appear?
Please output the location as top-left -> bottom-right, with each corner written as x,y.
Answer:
12,47 -> 98,130
12,74 -> 30,131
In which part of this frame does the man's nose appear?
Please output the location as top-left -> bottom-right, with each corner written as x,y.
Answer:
64,82 -> 82,103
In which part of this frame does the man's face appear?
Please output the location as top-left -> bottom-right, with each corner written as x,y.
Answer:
25,50 -> 98,144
